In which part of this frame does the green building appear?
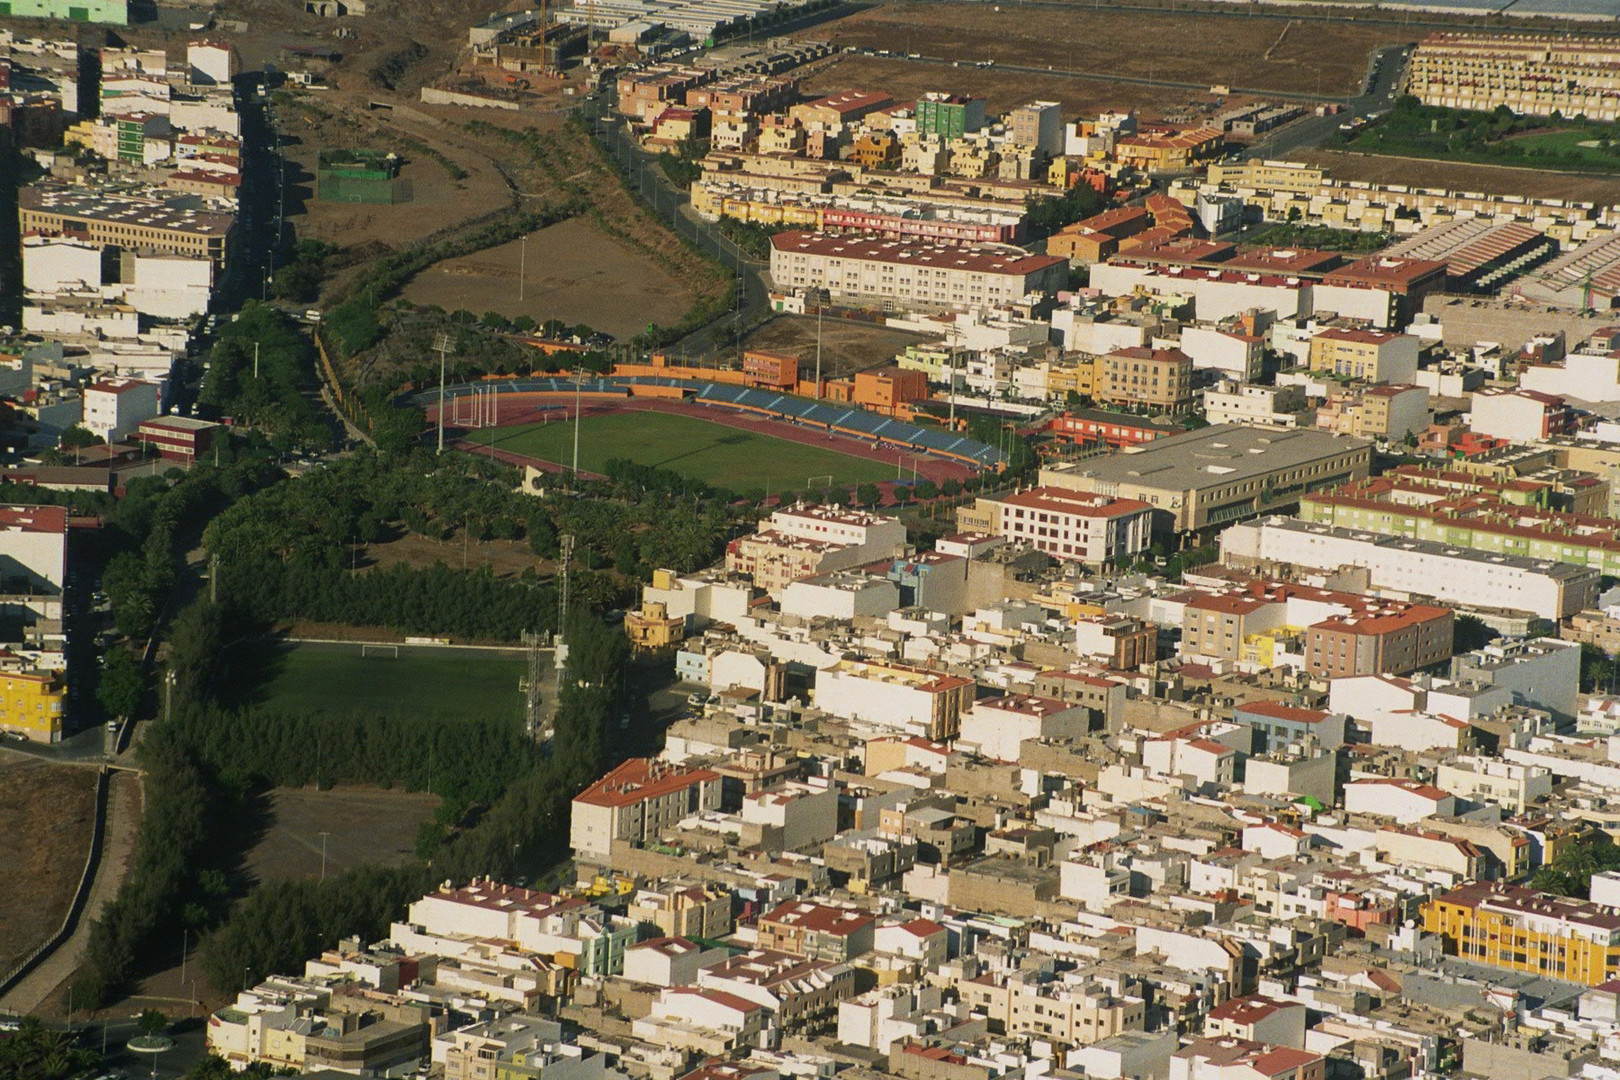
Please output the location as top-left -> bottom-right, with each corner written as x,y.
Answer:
916,93 -> 986,139
1298,484 -> 1620,577
316,148 -> 409,205
0,0 -> 126,22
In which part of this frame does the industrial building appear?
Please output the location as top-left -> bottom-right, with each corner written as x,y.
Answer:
1383,219 -> 1554,293
1517,232 -> 1620,309
1039,425 -> 1373,539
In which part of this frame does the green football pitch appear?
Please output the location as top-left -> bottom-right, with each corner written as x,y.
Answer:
239,645 -> 528,725
464,409 -> 894,489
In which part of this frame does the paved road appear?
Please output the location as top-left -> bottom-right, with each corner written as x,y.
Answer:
1240,44 -> 1415,161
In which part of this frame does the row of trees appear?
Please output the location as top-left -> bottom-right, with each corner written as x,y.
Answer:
198,303 -> 333,451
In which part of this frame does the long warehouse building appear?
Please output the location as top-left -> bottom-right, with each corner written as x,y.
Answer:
1219,515 -> 1600,620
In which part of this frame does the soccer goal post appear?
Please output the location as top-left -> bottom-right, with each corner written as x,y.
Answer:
361,644 -> 400,659
807,474 -> 833,491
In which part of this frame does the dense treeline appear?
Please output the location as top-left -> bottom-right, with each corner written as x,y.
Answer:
102,451 -> 282,639
223,560 -> 558,641
198,303 -> 333,451
74,740 -> 221,1006
204,449 -> 739,624
197,864 -> 429,997
159,701 -> 538,808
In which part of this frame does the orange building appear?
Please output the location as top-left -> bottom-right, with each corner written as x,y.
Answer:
853,367 -> 928,417
742,350 -> 799,390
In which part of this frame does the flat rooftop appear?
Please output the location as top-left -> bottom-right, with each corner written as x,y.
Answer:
1041,425 -> 1370,494
1246,516 -> 1599,581
19,182 -> 235,237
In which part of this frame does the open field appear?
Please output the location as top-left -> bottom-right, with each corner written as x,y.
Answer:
275,96 -> 517,263
468,408 -> 898,488
0,758 -> 98,976
232,643 -> 529,725
801,3 -> 1408,97
244,785 -> 440,887
742,315 -> 937,379
1296,149 -> 1620,203
797,53 -> 1200,119
401,218 -> 699,341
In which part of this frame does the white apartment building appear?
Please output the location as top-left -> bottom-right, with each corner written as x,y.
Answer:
813,659 -> 975,741
570,758 -> 723,861
982,487 -> 1152,566
762,503 -> 907,555
958,694 -> 1093,762
84,376 -> 160,442
1219,517 -> 1600,620
1202,382 -> 1313,430
0,504 -> 70,592
1469,388 -> 1574,444
1180,325 -> 1265,381
1434,756 -> 1553,813
1520,351 -> 1620,403
769,231 -> 1068,311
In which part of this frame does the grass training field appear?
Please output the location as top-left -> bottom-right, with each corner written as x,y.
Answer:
469,409 -> 895,488
240,645 -> 528,724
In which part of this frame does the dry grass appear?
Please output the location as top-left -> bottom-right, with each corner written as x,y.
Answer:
801,3 -> 1409,97
0,759 -> 98,975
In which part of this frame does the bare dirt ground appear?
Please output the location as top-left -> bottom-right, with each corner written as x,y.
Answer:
244,786 -> 439,888
1296,149 -> 1620,204
798,54 -> 1199,119
741,316 -> 938,379
0,758 -> 98,977
273,94 -> 524,301
800,3 -> 1410,97
402,218 -> 700,340
8,771 -> 141,1022
356,526 -> 549,580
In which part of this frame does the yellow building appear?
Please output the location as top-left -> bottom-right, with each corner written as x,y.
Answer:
0,670 -> 67,743
1423,881 -> 1620,985
624,600 -> 686,651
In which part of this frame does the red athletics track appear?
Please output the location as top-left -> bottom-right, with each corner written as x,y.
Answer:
435,394 -> 982,492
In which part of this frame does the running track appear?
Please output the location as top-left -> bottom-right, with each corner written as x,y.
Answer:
446,395 -> 975,496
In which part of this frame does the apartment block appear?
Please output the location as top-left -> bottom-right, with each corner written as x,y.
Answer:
570,758 -> 723,862
976,487 -> 1152,566
1425,881 -> 1620,985
768,232 -> 1067,312
1305,330 -> 1420,384
1097,347 -> 1195,414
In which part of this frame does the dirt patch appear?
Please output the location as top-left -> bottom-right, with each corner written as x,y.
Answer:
244,786 -> 439,888
357,525 -> 550,580
0,759 -> 98,976
741,315 -> 939,379
276,97 -> 518,268
801,3 -> 1409,98
401,218 -> 700,340
1296,149 -> 1620,204
798,54 -> 1199,119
